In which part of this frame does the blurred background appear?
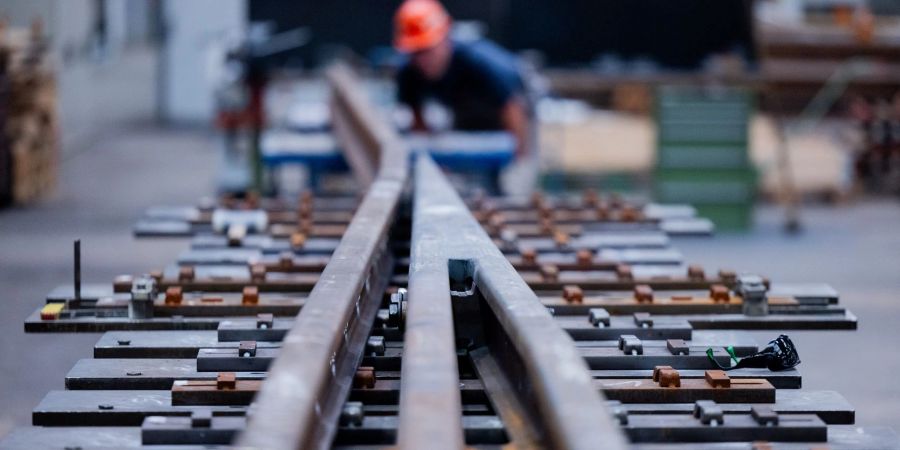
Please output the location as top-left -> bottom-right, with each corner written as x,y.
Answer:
0,0 -> 898,440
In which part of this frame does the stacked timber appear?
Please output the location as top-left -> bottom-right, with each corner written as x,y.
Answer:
0,20 -> 58,207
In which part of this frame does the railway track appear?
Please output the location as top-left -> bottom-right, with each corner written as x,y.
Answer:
3,65 -> 895,450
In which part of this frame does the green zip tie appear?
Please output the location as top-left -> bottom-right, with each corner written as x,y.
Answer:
726,346 -> 739,363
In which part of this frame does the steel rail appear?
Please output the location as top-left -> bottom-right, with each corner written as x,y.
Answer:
235,65 -> 408,450
397,158 -> 467,449
412,154 -> 630,450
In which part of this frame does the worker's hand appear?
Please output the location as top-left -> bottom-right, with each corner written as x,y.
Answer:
501,98 -> 531,160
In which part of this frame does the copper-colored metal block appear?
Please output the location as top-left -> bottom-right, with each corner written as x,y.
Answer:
562,285 -> 584,304
164,286 -> 182,306
242,286 -> 259,306
634,284 -> 654,303
710,284 -> 730,303
705,370 -> 731,388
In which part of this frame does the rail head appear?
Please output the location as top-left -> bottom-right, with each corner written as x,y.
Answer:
236,64 -> 409,450
412,153 -> 630,450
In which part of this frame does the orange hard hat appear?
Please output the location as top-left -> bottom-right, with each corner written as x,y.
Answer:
394,0 -> 451,53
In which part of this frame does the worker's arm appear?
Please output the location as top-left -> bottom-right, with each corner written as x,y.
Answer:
500,96 -> 531,159
410,106 -> 428,131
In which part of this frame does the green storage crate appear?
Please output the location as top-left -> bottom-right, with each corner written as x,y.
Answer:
693,203 -> 755,231
655,86 -> 752,146
654,86 -> 756,231
656,144 -> 748,169
655,168 -> 757,204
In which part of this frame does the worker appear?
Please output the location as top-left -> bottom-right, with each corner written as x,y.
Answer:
393,0 -> 533,160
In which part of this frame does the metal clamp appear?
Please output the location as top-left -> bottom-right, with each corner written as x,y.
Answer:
618,334 -> 643,355
255,313 -> 273,330
239,341 -> 257,358
129,275 -> 157,319
339,401 -> 364,427
366,336 -> 385,356
751,405 -> 779,426
693,400 -> 724,425
736,274 -> 768,316
588,308 -> 610,327
666,339 -> 689,355
633,312 -> 654,328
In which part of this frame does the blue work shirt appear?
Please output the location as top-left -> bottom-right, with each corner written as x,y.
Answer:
397,39 -> 525,131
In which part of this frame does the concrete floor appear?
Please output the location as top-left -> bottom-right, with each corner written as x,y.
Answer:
0,123 -> 217,438
675,200 -> 900,429
1,121 -> 898,438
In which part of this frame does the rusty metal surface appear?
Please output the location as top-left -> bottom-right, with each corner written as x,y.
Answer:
396,156 -> 465,447
3,65 -> 894,450
413,154 -> 630,450
234,65 -> 409,450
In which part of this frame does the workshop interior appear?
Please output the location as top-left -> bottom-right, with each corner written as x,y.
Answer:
0,0 -> 899,448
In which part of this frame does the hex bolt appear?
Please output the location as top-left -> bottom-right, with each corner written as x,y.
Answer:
588,308 -> 610,327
